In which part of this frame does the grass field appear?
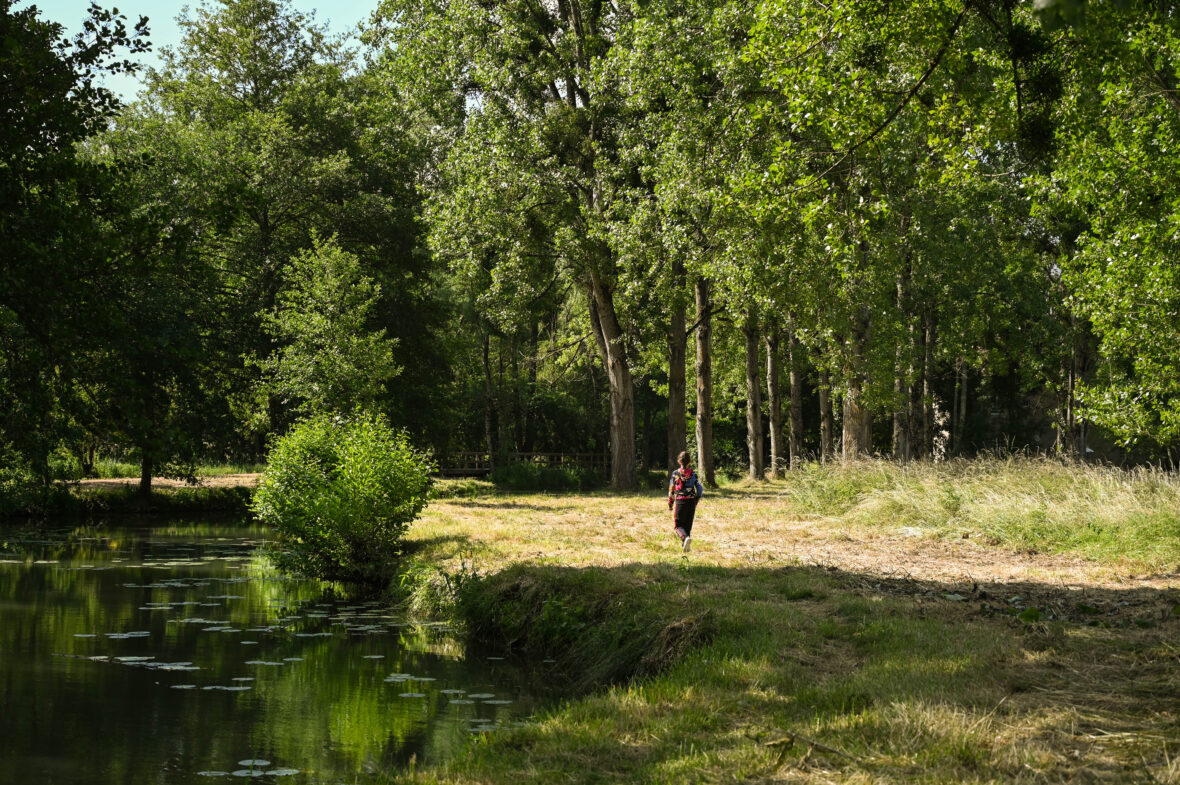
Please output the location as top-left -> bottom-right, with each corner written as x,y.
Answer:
395,458 -> 1179,784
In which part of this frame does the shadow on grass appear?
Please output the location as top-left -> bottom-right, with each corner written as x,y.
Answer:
442,559 -> 1178,783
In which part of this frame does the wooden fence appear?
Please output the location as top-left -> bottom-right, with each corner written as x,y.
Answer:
435,451 -> 609,478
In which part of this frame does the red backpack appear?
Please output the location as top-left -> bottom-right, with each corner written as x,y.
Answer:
673,467 -> 701,499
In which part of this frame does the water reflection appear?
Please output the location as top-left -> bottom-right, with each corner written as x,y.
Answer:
0,520 -> 548,785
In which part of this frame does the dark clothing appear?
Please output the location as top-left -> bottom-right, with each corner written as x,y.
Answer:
668,467 -> 701,500
673,497 -> 698,535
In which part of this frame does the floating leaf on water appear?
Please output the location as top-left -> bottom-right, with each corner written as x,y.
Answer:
74,634 -> 97,638
399,692 -> 426,698
240,641 -> 258,645
230,770 -> 265,778
231,677 -> 255,682
467,693 -> 494,699
116,656 -> 155,663
244,660 -> 285,666
448,699 -> 474,705
440,689 -> 466,695
237,760 -> 270,767
266,769 -> 299,777
281,657 -> 303,662
171,684 -> 198,690
483,700 -> 512,705
196,771 -> 229,777
361,655 -> 385,659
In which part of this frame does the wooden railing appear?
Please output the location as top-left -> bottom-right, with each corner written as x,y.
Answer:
436,451 -> 609,477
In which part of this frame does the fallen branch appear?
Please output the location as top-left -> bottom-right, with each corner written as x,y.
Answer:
765,731 -> 863,769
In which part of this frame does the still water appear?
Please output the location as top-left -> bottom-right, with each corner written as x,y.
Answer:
0,519 -> 549,784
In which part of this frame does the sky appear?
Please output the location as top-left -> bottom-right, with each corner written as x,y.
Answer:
17,0 -> 380,100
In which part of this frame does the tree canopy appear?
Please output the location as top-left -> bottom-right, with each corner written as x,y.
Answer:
3,0 -> 1179,498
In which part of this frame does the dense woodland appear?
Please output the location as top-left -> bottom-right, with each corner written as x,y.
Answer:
2,0 -> 1179,494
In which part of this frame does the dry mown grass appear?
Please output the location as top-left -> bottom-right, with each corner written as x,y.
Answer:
400,459 -> 1179,784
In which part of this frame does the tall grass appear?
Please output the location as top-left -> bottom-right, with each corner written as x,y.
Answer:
778,457 -> 1180,567
92,458 -> 264,479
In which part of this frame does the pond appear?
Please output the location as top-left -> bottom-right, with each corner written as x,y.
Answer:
0,519 -> 553,784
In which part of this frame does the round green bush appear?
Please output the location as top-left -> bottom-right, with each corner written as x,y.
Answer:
252,412 -> 434,583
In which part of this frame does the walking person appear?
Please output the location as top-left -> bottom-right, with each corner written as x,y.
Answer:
668,450 -> 703,552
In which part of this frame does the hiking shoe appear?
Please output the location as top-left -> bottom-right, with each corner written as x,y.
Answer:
682,536 -> 692,553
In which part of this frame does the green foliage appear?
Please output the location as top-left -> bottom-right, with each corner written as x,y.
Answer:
490,462 -> 603,493
259,235 -> 400,417
252,412 -> 434,583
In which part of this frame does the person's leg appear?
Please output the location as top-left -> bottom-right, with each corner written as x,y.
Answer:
681,498 -> 697,536
673,500 -> 688,542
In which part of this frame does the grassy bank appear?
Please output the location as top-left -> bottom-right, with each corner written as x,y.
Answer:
0,483 -> 253,518
394,458 -> 1179,784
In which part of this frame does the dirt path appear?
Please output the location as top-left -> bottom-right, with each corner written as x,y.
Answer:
426,493 -> 1180,627
74,473 -> 261,491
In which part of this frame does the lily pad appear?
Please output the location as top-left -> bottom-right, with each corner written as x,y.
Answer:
237,760 -> 270,767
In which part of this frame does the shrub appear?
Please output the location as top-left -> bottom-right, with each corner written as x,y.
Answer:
490,461 -> 602,492
252,412 -> 434,583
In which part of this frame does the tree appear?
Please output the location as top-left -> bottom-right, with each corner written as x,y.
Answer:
258,235 -> 400,417
1041,2 -> 1180,448
0,0 -> 148,482
374,0 -> 651,488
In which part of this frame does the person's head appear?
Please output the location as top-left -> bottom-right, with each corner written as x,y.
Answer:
677,450 -> 691,468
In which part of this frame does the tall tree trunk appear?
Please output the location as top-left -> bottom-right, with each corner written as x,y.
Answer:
483,332 -> 496,470
922,314 -> 936,458
694,278 -> 715,486
1072,328 -> 1085,458
588,277 -> 637,489
744,312 -> 764,480
893,353 -> 910,462
842,307 -> 872,460
525,322 -> 539,452
909,320 -> 925,460
511,337 -> 524,451
953,359 -> 968,456
787,321 -> 804,470
893,272 -> 912,462
765,328 -> 784,478
667,260 -> 688,469
819,368 -> 834,463
139,449 -> 153,498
